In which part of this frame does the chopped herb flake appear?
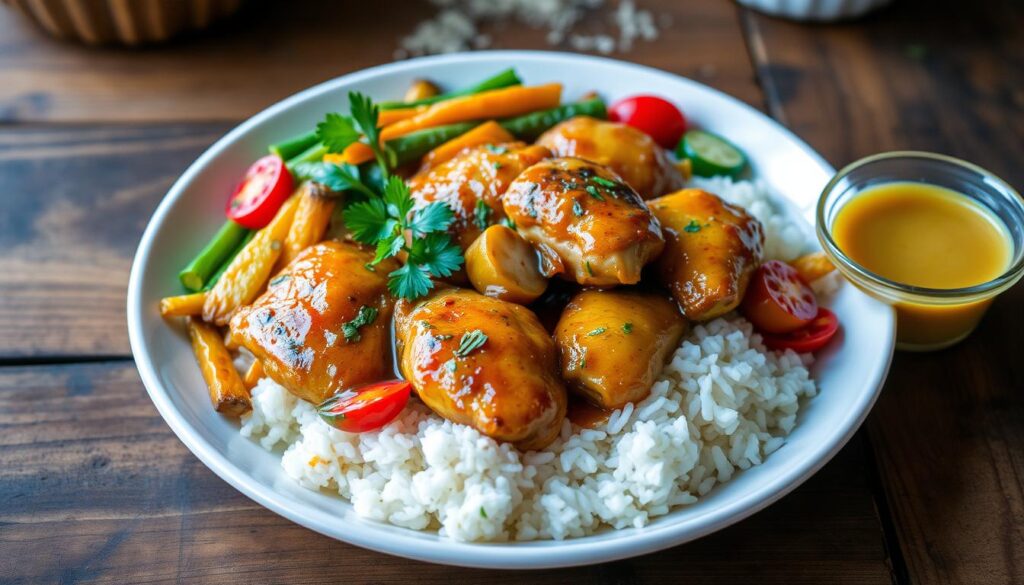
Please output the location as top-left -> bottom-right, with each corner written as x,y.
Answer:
684,219 -> 702,233
585,185 -> 605,201
475,200 -> 491,231
479,507 -> 488,518
420,321 -> 435,330
587,327 -> 607,336
485,144 -> 508,154
454,330 -> 488,357
572,200 -> 584,217
502,217 -> 517,230
591,176 -> 618,188
434,333 -> 454,341
341,305 -> 378,343
493,162 -> 503,170
622,322 -> 634,334
585,261 -> 594,276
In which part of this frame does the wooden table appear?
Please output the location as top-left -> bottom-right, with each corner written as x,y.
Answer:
1,0 -> 1021,582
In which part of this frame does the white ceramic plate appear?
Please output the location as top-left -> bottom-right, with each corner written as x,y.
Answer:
127,51 -> 894,569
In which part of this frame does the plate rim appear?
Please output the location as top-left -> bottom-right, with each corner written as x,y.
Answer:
126,50 -> 895,569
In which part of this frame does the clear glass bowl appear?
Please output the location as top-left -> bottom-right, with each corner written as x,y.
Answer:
817,151 -> 1024,351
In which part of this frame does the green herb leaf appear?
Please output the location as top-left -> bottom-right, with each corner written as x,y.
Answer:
585,185 -> 605,201
479,506 -> 488,518
475,200 -> 492,231
407,202 -> 455,237
341,305 -> 379,343
587,327 -> 607,336
371,233 -> 405,266
622,322 -> 633,334
501,217 -> 517,231
454,329 -> 488,357
383,175 -> 415,222
409,232 -> 464,278
316,113 -> 361,153
348,91 -> 390,176
344,198 -> 397,244
683,219 -> 702,233
310,163 -> 376,199
387,263 -> 433,300
585,261 -> 594,276
591,176 -> 618,189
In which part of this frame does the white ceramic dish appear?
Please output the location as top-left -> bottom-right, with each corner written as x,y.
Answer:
127,51 -> 895,569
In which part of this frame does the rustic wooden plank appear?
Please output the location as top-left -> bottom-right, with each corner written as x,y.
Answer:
0,0 -> 762,124
0,123 -> 230,360
743,1 -> 1024,583
0,361 -> 895,584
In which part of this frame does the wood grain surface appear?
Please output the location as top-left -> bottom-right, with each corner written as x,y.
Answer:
0,0 -> 1021,582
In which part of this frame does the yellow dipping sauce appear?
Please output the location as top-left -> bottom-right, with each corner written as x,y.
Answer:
832,182 -> 1013,349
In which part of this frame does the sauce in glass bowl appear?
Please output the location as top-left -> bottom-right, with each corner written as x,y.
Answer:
817,152 -> 1024,351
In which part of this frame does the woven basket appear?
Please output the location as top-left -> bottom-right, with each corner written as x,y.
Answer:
2,0 -> 244,45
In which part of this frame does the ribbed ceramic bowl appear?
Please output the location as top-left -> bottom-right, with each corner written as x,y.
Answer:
3,0 -> 243,45
127,51 -> 895,569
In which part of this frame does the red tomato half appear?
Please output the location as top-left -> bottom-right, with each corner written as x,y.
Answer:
762,307 -> 839,353
741,260 -> 818,334
226,155 -> 293,229
317,380 -> 412,433
608,95 -> 687,149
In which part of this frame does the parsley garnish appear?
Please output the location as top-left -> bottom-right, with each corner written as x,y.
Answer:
587,327 -> 607,336
622,322 -> 633,334
474,200 -> 492,231
572,200 -> 584,217
591,176 -> 618,189
684,219 -> 702,233
585,185 -> 605,201
341,305 -> 378,343
454,330 -> 488,357
323,93 -> 463,300
585,261 -> 594,276
479,507 -> 488,518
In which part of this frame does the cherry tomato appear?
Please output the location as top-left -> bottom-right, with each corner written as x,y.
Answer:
317,380 -> 412,433
741,260 -> 818,334
761,308 -> 840,353
608,95 -> 687,149
225,155 -> 293,229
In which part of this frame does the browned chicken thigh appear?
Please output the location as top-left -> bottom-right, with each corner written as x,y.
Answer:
228,241 -> 397,405
394,288 -> 567,450
502,157 -> 665,287
407,142 -> 551,250
647,189 -> 764,321
536,116 -> 684,199
555,289 -> 688,409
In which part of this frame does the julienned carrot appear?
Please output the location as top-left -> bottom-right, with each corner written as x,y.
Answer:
418,121 -> 514,172
379,83 -> 562,142
379,107 -> 425,127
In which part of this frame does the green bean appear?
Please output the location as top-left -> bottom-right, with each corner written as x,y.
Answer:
269,130 -> 320,161
201,230 -> 255,292
378,69 -> 522,110
179,220 -> 250,292
499,98 -> 607,141
285,141 -> 329,173
386,122 -> 479,166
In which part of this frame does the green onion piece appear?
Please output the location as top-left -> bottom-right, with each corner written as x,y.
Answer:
201,230 -> 255,292
269,130 -> 320,161
179,220 -> 250,292
285,141 -> 329,173
379,68 -> 522,110
499,97 -> 607,141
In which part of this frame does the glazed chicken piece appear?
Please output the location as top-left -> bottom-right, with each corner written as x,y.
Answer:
408,142 -> 551,250
536,116 -> 684,199
394,288 -> 567,450
228,241 -> 398,405
647,188 -> 764,321
555,289 -> 688,409
502,157 -> 665,286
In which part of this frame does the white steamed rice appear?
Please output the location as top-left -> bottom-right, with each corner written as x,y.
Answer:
238,178 -> 833,541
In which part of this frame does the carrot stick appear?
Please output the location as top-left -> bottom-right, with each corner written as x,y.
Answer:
417,121 -> 515,172
379,84 -> 562,142
379,107 -> 425,127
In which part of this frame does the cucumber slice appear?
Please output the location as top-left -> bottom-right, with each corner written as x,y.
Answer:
677,130 -> 746,178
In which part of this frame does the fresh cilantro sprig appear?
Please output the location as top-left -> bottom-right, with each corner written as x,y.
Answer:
316,92 -> 464,300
